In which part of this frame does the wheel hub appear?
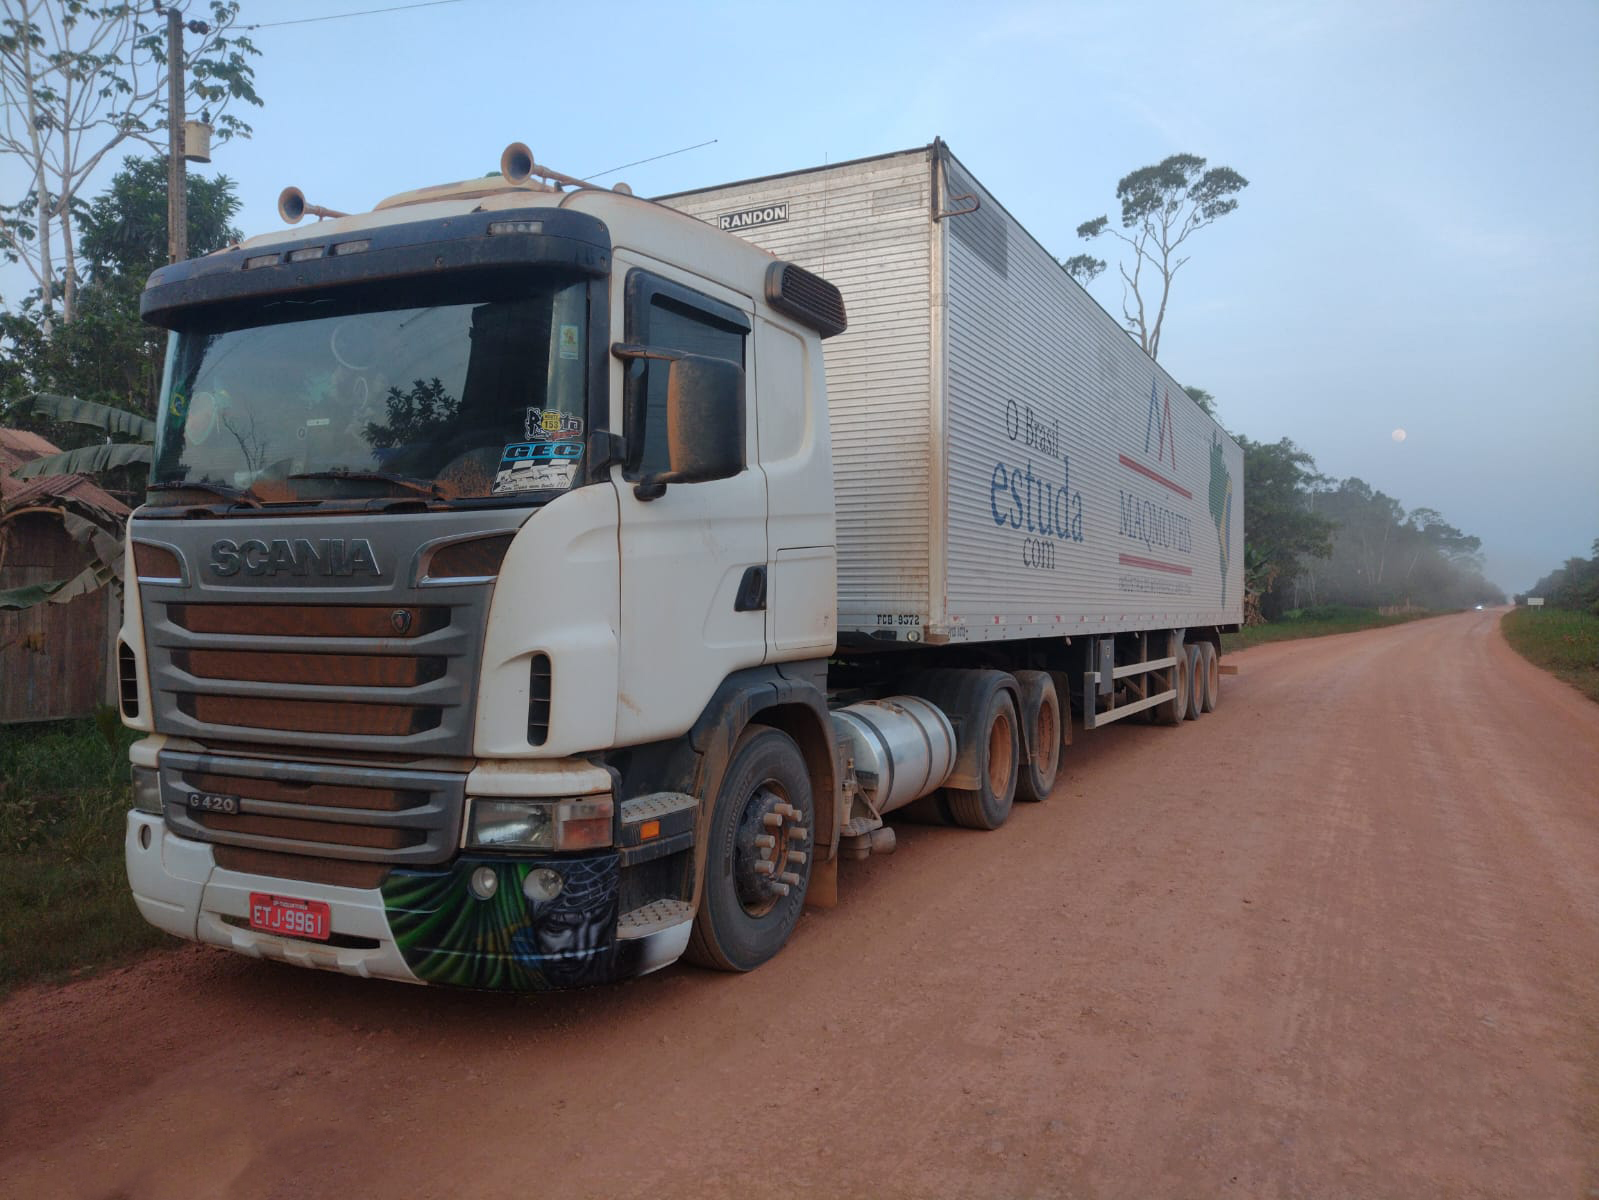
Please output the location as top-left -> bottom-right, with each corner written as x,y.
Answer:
733,786 -> 809,915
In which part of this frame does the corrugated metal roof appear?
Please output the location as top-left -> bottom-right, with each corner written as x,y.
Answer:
0,427 -> 58,459
0,426 -> 132,520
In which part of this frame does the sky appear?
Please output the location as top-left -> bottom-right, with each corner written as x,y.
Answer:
4,0 -> 1596,592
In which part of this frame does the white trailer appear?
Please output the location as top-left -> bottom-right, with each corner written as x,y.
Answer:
119,140 -> 1243,990
660,142 -> 1242,651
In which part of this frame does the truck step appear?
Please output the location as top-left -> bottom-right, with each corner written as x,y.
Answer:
617,898 -> 693,940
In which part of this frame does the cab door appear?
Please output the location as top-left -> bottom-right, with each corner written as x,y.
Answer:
612,258 -> 767,744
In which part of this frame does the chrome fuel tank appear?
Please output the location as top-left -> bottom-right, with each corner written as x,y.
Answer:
830,696 -> 956,814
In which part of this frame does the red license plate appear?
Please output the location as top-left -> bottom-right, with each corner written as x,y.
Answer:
248,892 -> 331,941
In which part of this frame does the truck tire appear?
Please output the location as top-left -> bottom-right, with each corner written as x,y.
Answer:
1199,642 -> 1220,712
945,684 -> 1019,830
1013,670 -> 1061,802
685,723 -> 813,972
1184,644 -> 1204,720
901,669 -> 1020,830
1154,635 -> 1189,725
1042,672 -> 1080,748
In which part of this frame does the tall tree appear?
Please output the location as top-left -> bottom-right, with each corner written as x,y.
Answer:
1063,154 -> 1247,360
0,0 -> 259,324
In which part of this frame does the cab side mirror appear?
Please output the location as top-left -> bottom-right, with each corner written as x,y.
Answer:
612,344 -> 745,499
662,353 -> 744,486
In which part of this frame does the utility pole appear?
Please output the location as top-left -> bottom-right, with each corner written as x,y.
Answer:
165,4 -> 187,264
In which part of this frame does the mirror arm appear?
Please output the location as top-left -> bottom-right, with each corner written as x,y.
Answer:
611,342 -> 681,364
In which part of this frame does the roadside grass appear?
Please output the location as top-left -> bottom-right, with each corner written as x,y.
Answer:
0,712 -> 170,996
1222,605 -> 1442,653
1500,607 -> 1599,702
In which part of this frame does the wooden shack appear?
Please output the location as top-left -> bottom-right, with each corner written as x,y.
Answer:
0,428 -> 130,724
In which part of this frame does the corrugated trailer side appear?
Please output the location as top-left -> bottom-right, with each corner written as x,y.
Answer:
660,142 -> 1244,644
659,150 -> 940,636
935,146 -> 1244,642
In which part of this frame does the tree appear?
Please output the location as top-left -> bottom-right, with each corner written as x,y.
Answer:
1063,154 -> 1247,360
0,0 -> 259,324
1236,435 -> 1333,618
3,155 -> 241,420
1183,385 -> 1217,418
1525,538 -> 1599,614
1304,480 -> 1503,611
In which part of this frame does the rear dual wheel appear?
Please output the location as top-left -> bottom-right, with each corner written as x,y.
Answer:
1014,670 -> 1062,803
905,670 -> 1022,830
1154,636 -> 1190,725
1184,644 -> 1204,720
1200,641 -> 1220,712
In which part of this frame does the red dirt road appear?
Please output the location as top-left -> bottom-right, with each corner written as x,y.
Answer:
3,610 -> 1596,1199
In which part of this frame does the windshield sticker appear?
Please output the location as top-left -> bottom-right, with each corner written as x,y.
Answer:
558,324 -> 581,360
494,440 -> 583,495
525,408 -> 584,441
186,391 -> 218,446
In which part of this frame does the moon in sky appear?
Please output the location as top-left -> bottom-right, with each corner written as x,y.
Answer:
1392,428 -> 1407,442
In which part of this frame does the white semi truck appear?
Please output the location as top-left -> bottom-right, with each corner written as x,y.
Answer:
120,140 -> 1243,989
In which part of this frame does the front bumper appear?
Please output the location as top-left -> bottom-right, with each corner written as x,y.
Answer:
125,812 -> 690,989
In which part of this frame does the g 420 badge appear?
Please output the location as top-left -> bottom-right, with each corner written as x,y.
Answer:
525,408 -> 584,441
494,440 -> 583,495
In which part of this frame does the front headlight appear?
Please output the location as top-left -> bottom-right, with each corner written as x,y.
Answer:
466,796 -> 613,851
132,766 -> 163,815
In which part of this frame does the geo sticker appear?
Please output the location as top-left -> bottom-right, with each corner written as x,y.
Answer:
558,324 -> 581,361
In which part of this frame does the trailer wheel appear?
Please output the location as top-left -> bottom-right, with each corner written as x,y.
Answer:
685,723 -> 813,972
947,686 -> 1019,830
1199,642 -> 1220,712
1154,635 -> 1190,725
1014,670 -> 1061,802
1184,644 -> 1204,720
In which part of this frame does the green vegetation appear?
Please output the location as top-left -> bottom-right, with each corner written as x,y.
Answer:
1520,538 -> 1599,617
0,712 -> 168,995
1222,605 -> 1440,652
1500,608 -> 1599,703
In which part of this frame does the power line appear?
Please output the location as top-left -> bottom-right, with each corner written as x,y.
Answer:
241,0 -> 468,31
582,139 -> 718,183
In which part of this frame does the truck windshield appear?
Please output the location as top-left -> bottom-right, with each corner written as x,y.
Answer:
149,273 -> 590,507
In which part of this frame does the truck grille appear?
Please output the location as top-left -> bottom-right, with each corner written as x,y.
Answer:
160,750 -> 466,869
132,509 -> 522,757
159,603 -> 454,740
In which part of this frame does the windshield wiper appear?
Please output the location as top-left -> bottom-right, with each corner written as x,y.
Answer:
288,469 -> 445,499
148,479 -> 262,508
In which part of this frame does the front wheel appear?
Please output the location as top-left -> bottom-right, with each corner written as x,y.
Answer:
685,724 -> 813,972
